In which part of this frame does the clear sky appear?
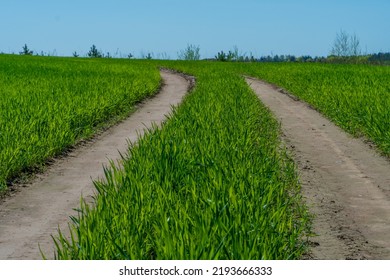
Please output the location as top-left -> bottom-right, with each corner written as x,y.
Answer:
1,0 -> 389,58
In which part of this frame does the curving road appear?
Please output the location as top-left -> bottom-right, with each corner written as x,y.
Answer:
0,71 -> 191,259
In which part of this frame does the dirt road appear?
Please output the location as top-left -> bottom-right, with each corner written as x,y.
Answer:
2,70 -> 389,260
246,77 -> 390,259
0,71 -> 191,260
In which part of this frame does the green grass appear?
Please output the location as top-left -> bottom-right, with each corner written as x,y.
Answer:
53,63 -> 309,259
0,55 -> 160,191
238,63 -> 390,155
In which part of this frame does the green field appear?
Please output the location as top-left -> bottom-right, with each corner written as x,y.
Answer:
54,64 -> 309,259
0,55 -> 160,190
238,63 -> 390,155
1,56 -> 389,259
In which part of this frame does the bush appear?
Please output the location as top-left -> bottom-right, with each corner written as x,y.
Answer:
177,44 -> 200,60
87,45 -> 103,58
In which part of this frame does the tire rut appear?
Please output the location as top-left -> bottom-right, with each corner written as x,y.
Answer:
246,77 -> 390,260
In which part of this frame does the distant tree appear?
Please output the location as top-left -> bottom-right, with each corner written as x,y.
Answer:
287,55 -> 296,62
300,55 -> 314,62
245,53 -> 257,62
127,53 -> 133,59
350,33 -> 361,56
177,44 -> 200,60
215,51 -> 227,61
330,30 -> 361,57
141,52 -> 153,60
230,46 -> 247,61
331,30 -> 349,56
231,46 -> 239,61
87,44 -> 103,58
140,51 -> 153,59
260,55 -> 273,62
368,52 -> 390,64
226,50 -> 235,61
215,47 -> 250,62
72,51 -> 79,57
20,44 -> 33,55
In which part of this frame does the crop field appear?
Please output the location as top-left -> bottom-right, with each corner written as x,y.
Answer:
0,55 -> 160,191
54,63 -> 309,259
1,56 -> 389,260
237,63 -> 390,156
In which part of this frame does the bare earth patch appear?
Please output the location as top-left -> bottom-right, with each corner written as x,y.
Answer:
0,71 -> 191,260
246,77 -> 390,259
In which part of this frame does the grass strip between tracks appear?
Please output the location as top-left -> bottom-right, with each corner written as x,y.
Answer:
54,65 -> 310,260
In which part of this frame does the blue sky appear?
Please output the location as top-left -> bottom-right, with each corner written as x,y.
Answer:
1,0 -> 389,58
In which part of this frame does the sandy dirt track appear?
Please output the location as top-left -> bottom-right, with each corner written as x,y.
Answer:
246,77 -> 390,259
0,71 -> 191,259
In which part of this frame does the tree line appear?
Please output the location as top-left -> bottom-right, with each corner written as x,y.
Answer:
10,31 -> 390,65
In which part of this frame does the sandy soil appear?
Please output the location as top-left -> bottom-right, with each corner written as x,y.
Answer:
246,77 -> 390,259
0,71 -> 191,260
